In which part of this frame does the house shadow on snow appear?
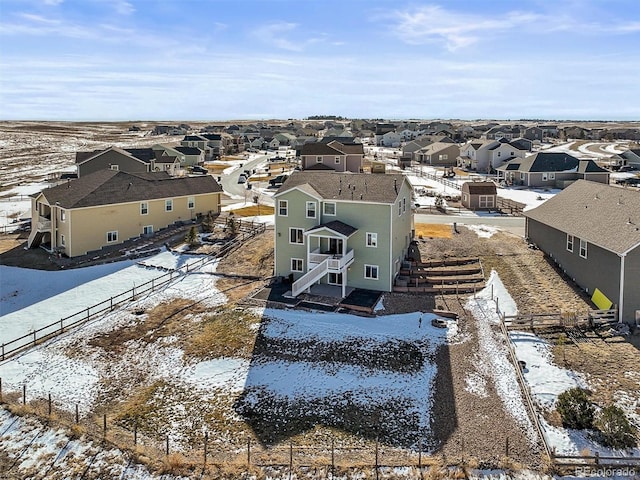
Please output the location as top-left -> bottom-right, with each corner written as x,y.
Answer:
233,307 -> 458,451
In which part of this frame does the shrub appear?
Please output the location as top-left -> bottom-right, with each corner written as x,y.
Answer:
185,226 -> 199,247
595,405 -> 637,449
556,387 -> 594,429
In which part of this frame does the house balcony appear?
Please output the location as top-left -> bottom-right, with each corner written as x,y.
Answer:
35,218 -> 52,232
308,248 -> 354,271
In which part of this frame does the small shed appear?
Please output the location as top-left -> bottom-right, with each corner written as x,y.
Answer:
461,181 -> 497,210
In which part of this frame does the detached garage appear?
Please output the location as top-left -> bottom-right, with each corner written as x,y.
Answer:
461,181 -> 497,210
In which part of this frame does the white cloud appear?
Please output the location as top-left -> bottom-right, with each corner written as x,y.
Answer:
390,5 -> 540,51
253,22 -> 303,51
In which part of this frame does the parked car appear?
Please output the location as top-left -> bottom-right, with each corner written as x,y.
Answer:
615,177 -> 640,186
237,174 -> 247,184
269,174 -> 288,187
191,166 -> 208,174
618,165 -> 637,172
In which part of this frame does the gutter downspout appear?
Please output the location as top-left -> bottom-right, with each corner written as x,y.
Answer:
618,253 -> 626,323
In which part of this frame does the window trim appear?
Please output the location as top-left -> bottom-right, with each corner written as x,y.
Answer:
106,230 -> 118,243
291,258 -> 303,272
278,200 -> 288,216
60,209 -> 66,222
143,225 -> 154,235
364,264 -> 379,280
366,232 -> 378,248
306,201 -> 316,219
335,156 -> 341,164
165,199 -> 173,212
566,234 -> 574,252
187,197 -> 195,209
323,202 -> 336,216
140,202 -> 148,215
289,227 -> 304,245
579,239 -> 588,259
60,233 -> 65,246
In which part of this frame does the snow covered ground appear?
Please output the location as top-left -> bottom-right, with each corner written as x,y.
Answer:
466,271 -> 640,458
0,250 -> 208,352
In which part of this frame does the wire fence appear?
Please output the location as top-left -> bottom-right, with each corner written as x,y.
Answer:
0,255 -> 216,361
0,384 -> 446,477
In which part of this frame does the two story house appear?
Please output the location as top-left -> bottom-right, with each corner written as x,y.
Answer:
28,170 -> 222,257
524,180 -> 640,324
76,147 -> 181,177
458,139 -> 527,172
414,142 -> 459,167
300,141 -> 364,172
273,172 -> 414,298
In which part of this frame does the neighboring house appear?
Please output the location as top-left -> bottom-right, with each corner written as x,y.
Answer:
28,170 -> 222,258
522,127 -> 543,142
460,138 -> 527,172
181,135 -> 211,157
484,125 -> 522,140
174,146 -> 205,167
460,181 -> 498,210
299,141 -> 364,172
415,142 -> 459,167
273,171 -> 414,298
380,131 -> 402,147
524,180 -> 640,324
75,147 -> 180,177
497,152 -> 610,187
401,138 -> 433,163
613,149 -> 640,169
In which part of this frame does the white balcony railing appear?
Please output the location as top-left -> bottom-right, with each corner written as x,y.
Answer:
308,248 -> 354,271
36,219 -> 51,232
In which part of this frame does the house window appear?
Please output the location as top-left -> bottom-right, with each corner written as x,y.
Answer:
289,227 -> 304,244
60,209 -> 66,222
107,231 -> 118,243
306,201 -> 316,218
291,258 -> 303,272
542,173 -> 548,181
188,197 -> 195,209
140,202 -> 148,215
323,202 -> 336,216
520,173 -> 525,180
165,199 -> 173,212
439,154 -> 448,160
328,272 -> 343,284
316,156 -> 323,163
549,172 -> 556,180
335,156 -> 340,164
366,232 -> 378,247
143,225 -> 153,235
567,234 -> 574,252
278,200 -> 288,216
398,201 -> 402,216
403,197 -> 407,213
60,234 -> 65,246
110,164 -> 119,171
364,264 -> 379,280
579,239 -> 588,259
498,152 -> 501,157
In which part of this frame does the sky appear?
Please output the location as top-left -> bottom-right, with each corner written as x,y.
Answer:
1,0 -> 639,121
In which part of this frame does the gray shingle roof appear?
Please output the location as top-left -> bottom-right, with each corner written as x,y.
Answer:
301,143 -> 344,156
524,180 -> 640,254
306,220 -> 358,237
38,169 -> 222,209
275,171 -> 407,204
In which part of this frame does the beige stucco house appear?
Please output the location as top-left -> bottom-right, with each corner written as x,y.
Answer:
28,170 -> 222,257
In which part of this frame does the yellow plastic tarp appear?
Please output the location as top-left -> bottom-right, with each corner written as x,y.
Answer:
591,288 -> 613,310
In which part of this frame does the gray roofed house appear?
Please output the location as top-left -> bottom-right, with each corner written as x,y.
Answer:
28,170 -> 222,257
300,141 -> 364,172
524,180 -> 640,323
273,171 -> 414,298
497,152 -> 610,187
75,146 -> 181,177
